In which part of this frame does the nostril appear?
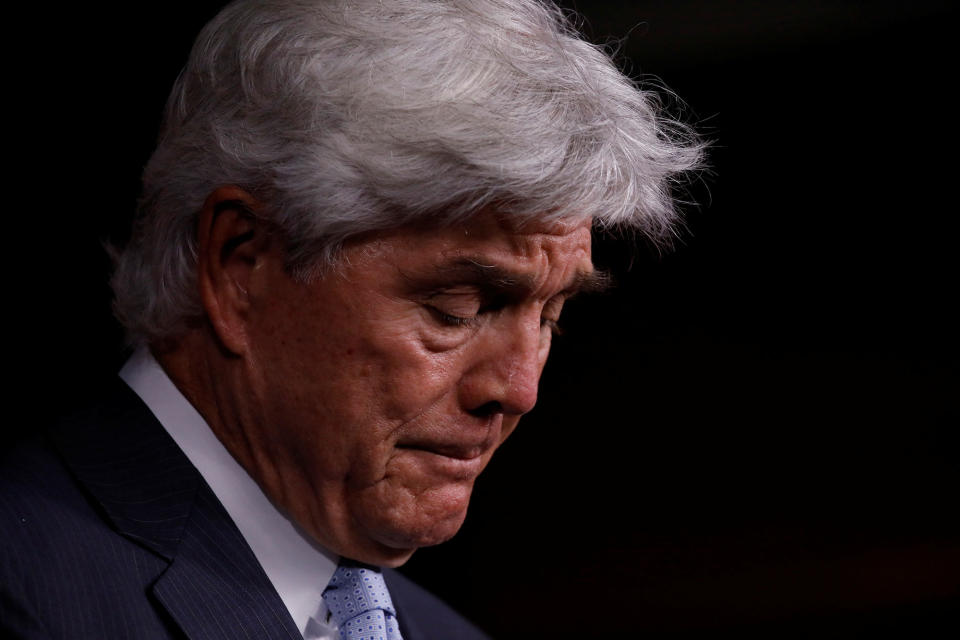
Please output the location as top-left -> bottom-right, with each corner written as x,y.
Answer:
467,401 -> 502,418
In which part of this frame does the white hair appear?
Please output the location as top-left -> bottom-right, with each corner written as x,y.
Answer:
112,0 -> 703,344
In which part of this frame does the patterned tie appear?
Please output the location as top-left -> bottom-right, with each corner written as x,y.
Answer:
322,561 -> 404,640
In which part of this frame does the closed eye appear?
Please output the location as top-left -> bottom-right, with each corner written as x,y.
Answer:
427,292 -> 569,336
429,307 -> 478,327
424,287 -> 484,327
540,296 -> 567,336
541,317 -> 563,335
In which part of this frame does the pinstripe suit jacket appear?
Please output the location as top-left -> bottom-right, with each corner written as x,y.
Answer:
0,379 -> 490,640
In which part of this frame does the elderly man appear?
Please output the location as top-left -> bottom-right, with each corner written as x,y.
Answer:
0,0 -> 699,638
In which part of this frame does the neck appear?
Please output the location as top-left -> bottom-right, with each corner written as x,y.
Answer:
153,330 -> 262,487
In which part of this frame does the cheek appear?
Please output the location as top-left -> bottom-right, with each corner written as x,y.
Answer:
313,334 -> 465,479
353,327 -> 465,421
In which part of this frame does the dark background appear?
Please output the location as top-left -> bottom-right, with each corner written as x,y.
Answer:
7,1 -> 958,637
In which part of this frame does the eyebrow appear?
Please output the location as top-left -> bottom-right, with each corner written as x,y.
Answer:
439,257 -> 611,298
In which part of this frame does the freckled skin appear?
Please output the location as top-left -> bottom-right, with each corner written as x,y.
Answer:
169,211 -> 593,567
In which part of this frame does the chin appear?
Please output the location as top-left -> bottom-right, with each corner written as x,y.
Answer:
362,543 -> 418,569
378,504 -> 469,548
343,514 -> 467,568
352,484 -> 474,562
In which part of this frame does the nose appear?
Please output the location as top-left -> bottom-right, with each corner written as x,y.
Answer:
459,312 -> 546,418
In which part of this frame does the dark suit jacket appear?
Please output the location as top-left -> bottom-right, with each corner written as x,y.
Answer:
0,379 -> 490,639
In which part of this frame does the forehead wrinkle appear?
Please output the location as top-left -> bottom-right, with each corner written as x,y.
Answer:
455,258 -> 534,291
442,256 -> 601,301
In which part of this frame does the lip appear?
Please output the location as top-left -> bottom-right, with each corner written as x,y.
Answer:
396,442 -> 487,460
395,439 -> 494,479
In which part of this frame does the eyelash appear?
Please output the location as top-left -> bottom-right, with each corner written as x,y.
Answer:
433,309 -> 477,327
430,307 -> 563,335
543,318 -> 563,335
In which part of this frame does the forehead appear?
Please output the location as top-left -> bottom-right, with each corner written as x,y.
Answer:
346,214 -> 594,275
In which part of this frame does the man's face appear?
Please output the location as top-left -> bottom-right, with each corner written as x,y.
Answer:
238,212 -> 594,565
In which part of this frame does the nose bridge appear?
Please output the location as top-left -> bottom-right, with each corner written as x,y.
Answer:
469,309 -> 544,416
507,315 -> 544,405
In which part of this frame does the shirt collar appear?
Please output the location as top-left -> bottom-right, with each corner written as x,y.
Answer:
119,347 -> 338,636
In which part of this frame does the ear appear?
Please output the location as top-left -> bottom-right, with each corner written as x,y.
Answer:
196,185 -> 272,355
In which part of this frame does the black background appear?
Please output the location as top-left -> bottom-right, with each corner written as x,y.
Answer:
6,1 -> 958,637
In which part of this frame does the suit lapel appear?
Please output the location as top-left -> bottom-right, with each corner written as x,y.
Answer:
150,485 -> 302,640
50,378 -> 301,640
384,570 -> 426,640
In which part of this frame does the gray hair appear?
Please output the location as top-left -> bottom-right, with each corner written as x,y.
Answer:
112,0 -> 703,345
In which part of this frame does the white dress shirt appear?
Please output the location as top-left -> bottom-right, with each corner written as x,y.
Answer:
120,348 -> 340,639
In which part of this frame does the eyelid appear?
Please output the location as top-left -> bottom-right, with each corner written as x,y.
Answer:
423,288 -> 484,327
541,317 -> 563,336
431,308 -> 478,327
540,294 -> 568,335
423,285 -> 571,333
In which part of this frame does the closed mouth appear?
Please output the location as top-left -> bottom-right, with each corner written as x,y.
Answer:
395,442 -> 487,461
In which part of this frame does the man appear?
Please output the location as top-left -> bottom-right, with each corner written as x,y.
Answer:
1,0 -> 700,638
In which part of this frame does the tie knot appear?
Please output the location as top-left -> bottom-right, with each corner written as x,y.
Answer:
322,561 -> 402,639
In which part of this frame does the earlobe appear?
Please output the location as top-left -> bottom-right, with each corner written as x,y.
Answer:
196,186 -> 270,355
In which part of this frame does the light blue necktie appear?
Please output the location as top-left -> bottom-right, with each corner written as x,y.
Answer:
322,562 -> 404,640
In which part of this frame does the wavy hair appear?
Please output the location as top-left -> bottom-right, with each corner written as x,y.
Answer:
112,0 -> 703,344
